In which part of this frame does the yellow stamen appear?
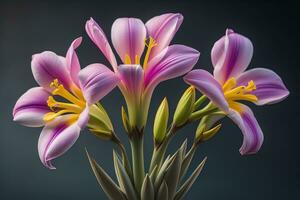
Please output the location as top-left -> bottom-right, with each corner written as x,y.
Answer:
47,96 -> 82,113
71,84 -> 85,101
135,55 -> 140,65
124,54 -> 132,64
143,36 -> 157,69
223,77 -> 237,92
43,109 -> 74,123
43,79 -> 86,123
228,101 -> 244,113
51,81 -> 85,107
223,77 -> 258,105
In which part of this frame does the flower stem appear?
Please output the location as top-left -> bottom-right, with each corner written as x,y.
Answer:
130,134 -> 145,194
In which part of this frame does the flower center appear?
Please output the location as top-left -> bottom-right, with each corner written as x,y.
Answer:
123,36 -> 157,70
223,77 -> 258,107
43,79 -> 86,123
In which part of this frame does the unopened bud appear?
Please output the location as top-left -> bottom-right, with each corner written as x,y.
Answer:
173,86 -> 195,126
87,103 -> 114,139
196,121 -> 222,143
153,98 -> 169,144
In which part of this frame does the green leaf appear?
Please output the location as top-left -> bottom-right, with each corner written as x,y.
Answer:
154,155 -> 172,191
153,98 -> 169,144
156,181 -> 169,200
179,139 -> 188,158
179,145 -> 196,181
174,157 -> 207,200
149,165 -> 158,183
164,151 -> 182,200
141,174 -> 154,200
85,149 -> 126,200
113,150 -> 138,200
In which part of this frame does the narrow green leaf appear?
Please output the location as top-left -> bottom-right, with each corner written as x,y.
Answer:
156,181 -> 169,200
179,139 -> 188,158
174,157 -> 207,200
164,151 -> 182,200
154,155 -> 172,191
149,165 -> 158,183
141,174 -> 154,200
85,149 -> 126,200
179,145 -> 196,181
113,150 -> 138,200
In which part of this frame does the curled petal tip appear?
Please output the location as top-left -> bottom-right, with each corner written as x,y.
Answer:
226,28 -> 234,35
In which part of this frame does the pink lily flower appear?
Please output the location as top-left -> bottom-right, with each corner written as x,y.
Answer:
184,29 -> 289,155
86,13 -> 200,129
13,37 -> 119,169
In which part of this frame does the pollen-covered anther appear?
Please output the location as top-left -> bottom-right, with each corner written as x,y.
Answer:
47,96 -> 57,110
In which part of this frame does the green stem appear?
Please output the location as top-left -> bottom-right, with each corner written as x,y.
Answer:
130,135 -> 145,194
193,95 -> 207,110
189,104 -> 219,122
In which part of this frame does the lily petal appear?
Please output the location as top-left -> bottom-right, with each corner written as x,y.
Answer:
38,111 -> 89,169
145,13 -> 183,60
78,63 -> 119,105
85,18 -> 118,70
118,64 -> 144,98
184,69 -> 229,112
111,18 -> 146,64
144,45 -> 199,91
66,37 -> 82,87
228,103 -> 264,155
236,68 -> 289,105
31,51 -> 72,91
13,87 -> 50,127
212,29 -> 253,84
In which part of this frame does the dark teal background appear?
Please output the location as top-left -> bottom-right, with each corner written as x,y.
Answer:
0,0 -> 298,199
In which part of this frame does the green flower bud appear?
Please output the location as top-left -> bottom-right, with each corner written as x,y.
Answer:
195,116 -> 222,143
173,86 -> 195,127
87,103 -> 114,140
153,98 -> 169,144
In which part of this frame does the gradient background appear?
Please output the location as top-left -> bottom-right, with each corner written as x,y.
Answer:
0,0 -> 298,199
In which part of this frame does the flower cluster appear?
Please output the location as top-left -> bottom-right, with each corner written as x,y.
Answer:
13,13 -> 289,199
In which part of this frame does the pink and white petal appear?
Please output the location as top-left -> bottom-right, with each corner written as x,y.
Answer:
78,64 -> 119,105
212,29 -> 253,84
38,112 -> 88,169
236,68 -> 289,105
13,87 -> 51,127
145,13 -> 183,60
118,64 -> 144,96
66,37 -> 82,86
85,18 -> 118,70
31,51 -> 72,91
228,103 -> 264,155
184,69 -> 229,112
111,18 -> 146,63
144,45 -> 199,91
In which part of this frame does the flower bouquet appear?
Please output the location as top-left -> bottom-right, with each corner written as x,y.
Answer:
13,13 -> 289,200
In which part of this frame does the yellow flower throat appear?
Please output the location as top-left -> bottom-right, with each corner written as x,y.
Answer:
124,36 -> 157,70
222,77 -> 257,112
43,79 -> 86,124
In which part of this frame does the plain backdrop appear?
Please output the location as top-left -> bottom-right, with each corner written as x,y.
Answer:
0,0 -> 299,199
